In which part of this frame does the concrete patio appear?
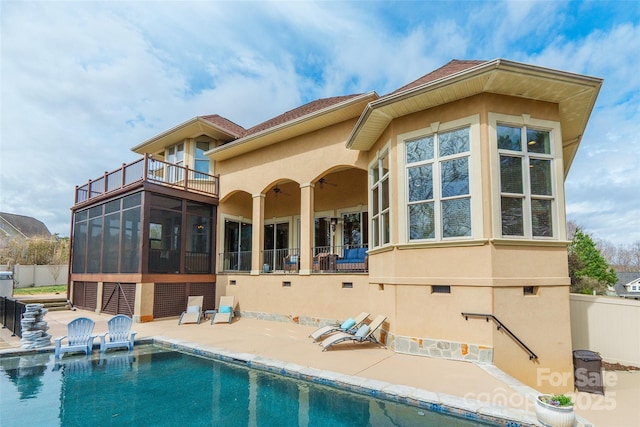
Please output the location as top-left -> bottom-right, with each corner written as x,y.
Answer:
1,302 -> 638,426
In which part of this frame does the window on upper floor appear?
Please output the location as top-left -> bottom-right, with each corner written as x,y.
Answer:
166,143 -> 184,182
195,141 -> 210,177
405,127 -> 472,241
370,150 -> 390,247
497,124 -> 554,238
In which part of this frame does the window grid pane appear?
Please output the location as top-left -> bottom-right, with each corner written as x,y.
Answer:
531,198 -> 553,237
526,129 -> 551,154
500,155 -> 523,194
497,125 -> 522,151
529,159 -> 552,196
409,203 -> 435,240
441,157 -> 469,198
439,128 -> 469,157
406,136 -> 434,163
442,198 -> 471,238
501,197 -> 524,236
408,164 -> 433,202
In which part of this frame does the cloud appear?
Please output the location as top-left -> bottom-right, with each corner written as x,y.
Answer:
1,0 -> 638,247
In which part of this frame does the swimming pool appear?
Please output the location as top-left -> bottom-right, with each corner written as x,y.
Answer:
1,344 -> 497,426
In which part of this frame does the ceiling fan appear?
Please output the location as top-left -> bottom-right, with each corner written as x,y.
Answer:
272,184 -> 290,197
318,177 -> 337,189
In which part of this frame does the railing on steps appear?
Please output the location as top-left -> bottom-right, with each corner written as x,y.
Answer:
461,312 -> 538,360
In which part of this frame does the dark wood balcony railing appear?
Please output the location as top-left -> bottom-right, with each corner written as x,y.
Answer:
74,153 -> 219,205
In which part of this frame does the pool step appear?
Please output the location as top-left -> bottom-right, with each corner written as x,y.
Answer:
18,297 -> 71,311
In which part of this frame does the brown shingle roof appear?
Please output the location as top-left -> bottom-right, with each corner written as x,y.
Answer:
0,212 -> 51,239
388,59 -> 487,96
243,95 -> 364,137
207,61 -> 486,143
199,114 -> 245,137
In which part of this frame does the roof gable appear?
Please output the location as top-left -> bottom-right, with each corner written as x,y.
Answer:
0,212 -> 51,239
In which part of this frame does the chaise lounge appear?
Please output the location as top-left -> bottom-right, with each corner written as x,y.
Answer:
309,312 -> 370,342
321,315 -> 386,351
211,295 -> 235,324
178,295 -> 204,325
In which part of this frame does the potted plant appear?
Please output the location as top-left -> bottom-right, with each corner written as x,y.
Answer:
535,394 -> 575,427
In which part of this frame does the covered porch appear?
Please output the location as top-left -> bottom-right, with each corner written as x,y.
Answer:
219,167 -> 369,275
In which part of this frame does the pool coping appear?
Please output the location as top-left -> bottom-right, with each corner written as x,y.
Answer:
153,336 -> 540,427
1,337 -> 594,427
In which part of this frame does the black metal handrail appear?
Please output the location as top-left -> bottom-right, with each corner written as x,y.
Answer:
461,312 -> 538,360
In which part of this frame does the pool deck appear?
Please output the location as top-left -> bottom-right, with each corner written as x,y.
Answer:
2,301 -> 639,426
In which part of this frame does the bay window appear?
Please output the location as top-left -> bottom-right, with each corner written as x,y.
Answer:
370,150 -> 390,247
405,127 -> 471,241
497,123 -> 555,238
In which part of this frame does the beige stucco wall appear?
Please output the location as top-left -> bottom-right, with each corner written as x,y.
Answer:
493,286 -> 574,393
212,92 -> 574,392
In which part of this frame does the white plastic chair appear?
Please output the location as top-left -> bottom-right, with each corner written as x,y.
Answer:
54,317 -> 96,358
99,314 -> 136,353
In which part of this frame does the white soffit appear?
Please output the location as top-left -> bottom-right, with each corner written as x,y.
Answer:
346,59 -> 603,174
131,117 -> 239,155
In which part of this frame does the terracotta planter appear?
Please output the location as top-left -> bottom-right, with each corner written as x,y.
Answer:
535,395 -> 575,427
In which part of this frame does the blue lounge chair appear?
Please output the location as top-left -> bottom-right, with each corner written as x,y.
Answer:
54,317 -> 96,358
309,312 -> 370,342
321,315 -> 386,351
99,314 -> 136,353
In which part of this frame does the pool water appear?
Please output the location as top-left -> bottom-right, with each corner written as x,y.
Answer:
1,345 -> 493,426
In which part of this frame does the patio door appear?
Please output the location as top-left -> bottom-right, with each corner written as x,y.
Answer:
223,219 -> 252,271
263,222 -> 289,271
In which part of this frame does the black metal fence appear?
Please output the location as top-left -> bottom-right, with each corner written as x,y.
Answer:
0,297 -> 25,338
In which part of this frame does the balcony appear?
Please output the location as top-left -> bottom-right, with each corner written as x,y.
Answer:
74,154 -> 219,206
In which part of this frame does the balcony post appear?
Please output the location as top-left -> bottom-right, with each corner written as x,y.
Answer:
143,153 -> 149,181
184,164 -> 189,191
121,163 -> 126,188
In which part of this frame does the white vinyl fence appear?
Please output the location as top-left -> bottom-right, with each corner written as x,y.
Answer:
11,264 -> 68,288
570,294 -> 640,367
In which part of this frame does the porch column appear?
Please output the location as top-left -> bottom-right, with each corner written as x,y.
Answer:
251,193 -> 265,276
299,182 -> 315,275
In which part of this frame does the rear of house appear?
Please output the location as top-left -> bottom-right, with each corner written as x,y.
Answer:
68,58 -> 602,392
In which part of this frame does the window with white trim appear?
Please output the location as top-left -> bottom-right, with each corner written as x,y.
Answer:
166,142 -> 184,182
497,124 -> 554,238
195,141 -> 210,177
370,151 -> 390,247
405,127 -> 471,240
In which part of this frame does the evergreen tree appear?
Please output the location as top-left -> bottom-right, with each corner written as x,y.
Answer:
568,228 -> 617,294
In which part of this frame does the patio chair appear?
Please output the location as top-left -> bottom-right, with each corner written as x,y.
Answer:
54,317 -> 96,358
321,315 -> 387,351
178,295 -> 204,325
99,314 -> 136,353
309,312 -> 370,342
211,295 -> 235,324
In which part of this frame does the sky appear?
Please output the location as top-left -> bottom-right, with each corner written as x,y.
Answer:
1,0 -> 639,246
